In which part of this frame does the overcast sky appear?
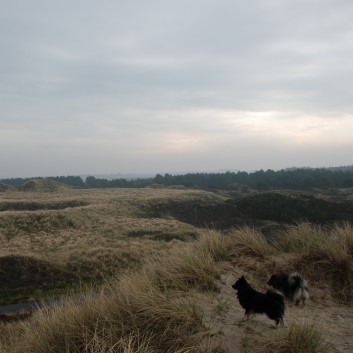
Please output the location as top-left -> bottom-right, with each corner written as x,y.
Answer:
1,0 -> 353,178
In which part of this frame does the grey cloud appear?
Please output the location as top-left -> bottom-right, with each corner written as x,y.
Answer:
3,0 -> 353,112
1,0 -> 353,177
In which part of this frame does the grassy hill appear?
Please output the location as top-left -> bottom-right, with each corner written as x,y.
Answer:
0,181 -> 225,304
1,181 -> 353,352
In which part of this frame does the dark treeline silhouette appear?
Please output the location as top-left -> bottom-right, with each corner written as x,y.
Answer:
1,167 -> 353,190
51,176 -> 86,188
85,176 -> 152,188
152,168 -> 353,190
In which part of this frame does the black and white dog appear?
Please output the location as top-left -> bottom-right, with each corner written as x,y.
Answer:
232,275 -> 285,326
267,273 -> 309,307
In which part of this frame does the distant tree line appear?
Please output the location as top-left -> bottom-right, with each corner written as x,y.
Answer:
152,168 -> 353,190
1,167 -> 353,190
84,176 -> 152,188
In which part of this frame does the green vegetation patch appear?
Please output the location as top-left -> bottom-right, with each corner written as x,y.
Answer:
0,255 -> 77,305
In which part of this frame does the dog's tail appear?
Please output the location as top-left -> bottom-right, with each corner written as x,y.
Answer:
289,274 -> 309,306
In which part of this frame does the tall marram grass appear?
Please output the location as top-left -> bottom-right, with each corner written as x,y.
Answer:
227,226 -> 276,259
143,229 -> 234,293
0,230 -> 231,353
0,278 -> 201,353
1,224 -> 351,352
275,222 -> 327,254
219,222 -> 353,302
276,222 -> 353,301
266,322 -> 330,353
197,229 -> 233,262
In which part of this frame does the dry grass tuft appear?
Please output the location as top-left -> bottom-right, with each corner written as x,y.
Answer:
147,246 -> 220,292
274,222 -> 326,254
276,222 -> 353,301
227,226 -> 276,259
0,275 -> 202,353
196,229 -> 232,262
265,322 -> 330,353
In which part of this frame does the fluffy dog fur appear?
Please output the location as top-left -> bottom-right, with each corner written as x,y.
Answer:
232,275 -> 285,326
267,273 -> 309,307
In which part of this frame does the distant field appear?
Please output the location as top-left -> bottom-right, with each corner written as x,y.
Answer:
0,179 -> 225,304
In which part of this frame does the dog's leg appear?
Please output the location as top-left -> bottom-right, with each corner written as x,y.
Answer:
272,318 -> 284,328
243,311 -> 250,321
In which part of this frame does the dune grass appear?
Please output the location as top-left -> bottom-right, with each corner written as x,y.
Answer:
227,226 -> 276,259
0,230 -> 229,353
265,322 -> 330,353
196,229 -> 233,262
274,222 -> 327,254
0,281 -> 202,353
1,224 -> 351,352
223,222 -> 353,302
275,222 -> 353,301
1,184 -> 352,351
214,222 -> 353,302
0,187 -> 223,304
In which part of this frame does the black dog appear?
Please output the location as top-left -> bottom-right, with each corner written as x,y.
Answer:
267,273 -> 309,307
232,275 -> 285,326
